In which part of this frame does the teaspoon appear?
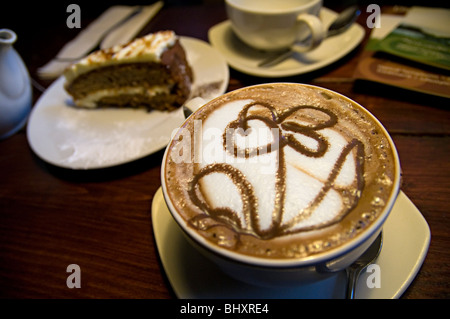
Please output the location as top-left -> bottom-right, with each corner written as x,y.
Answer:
258,5 -> 361,68
346,232 -> 383,299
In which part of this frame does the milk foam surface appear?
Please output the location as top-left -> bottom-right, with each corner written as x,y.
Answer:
197,99 -> 356,232
164,84 -> 397,259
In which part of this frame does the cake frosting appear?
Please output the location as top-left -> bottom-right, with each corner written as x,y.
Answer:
64,31 -> 177,84
63,31 -> 193,111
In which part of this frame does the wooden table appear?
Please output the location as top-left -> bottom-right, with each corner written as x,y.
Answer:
1,3 -> 449,299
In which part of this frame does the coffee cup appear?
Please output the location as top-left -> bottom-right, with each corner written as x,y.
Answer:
225,0 -> 325,52
161,83 -> 400,287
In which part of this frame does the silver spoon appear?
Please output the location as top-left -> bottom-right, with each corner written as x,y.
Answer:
258,5 -> 361,68
346,232 -> 383,299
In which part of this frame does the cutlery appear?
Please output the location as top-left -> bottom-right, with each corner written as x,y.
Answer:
37,3 -> 163,80
55,6 -> 143,62
258,5 -> 361,68
183,97 -> 206,118
183,105 -> 193,119
346,232 -> 383,299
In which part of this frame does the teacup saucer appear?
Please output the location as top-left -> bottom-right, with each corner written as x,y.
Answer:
152,188 -> 430,299
208,8 -> 365,78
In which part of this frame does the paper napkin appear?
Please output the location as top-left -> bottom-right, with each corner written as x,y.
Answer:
37,2 -> 163,80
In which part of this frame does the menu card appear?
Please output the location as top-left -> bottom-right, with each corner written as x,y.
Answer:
353,7 -> 450,99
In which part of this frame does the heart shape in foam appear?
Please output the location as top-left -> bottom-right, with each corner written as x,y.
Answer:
189,99 -> 365,241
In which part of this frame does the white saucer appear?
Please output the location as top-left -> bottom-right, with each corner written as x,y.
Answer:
27,37 -> 229,170
152,188 -> 430,299
208,8 -> 365,78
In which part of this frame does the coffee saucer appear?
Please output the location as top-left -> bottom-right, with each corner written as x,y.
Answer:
208,8 -> 365,78
152,188 -> 430,299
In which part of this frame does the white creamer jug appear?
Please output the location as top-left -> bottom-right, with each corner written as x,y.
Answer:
0,29 -> 32,139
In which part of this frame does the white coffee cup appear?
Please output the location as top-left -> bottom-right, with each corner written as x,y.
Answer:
225,0 -> 325,52
161,83 -> 401,287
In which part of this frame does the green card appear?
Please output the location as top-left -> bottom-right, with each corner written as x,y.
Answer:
377,23 -> 450,70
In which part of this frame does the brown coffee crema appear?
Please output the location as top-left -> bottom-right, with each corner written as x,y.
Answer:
165,84 -> 397,259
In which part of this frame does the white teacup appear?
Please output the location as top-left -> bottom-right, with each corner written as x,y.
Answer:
225,0 -> 325,52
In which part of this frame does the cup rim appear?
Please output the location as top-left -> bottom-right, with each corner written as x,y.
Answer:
161,82 -> 401,268
225,0 -> 321,15
0,29 -> 17,45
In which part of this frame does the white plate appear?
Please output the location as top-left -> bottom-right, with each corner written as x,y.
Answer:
208,8 -> 365,78
27,37 -> 229,169
152,189 -> 430,299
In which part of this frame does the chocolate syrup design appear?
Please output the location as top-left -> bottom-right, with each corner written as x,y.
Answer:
188,101 -> 365,241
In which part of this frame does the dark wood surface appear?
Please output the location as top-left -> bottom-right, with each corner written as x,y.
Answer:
1,3 -> 449,299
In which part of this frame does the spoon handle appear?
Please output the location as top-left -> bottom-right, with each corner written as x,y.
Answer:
258,50 -> 293,68
346,267 -> 361,299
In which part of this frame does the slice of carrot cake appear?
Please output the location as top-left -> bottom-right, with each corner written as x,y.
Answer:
64,30 -> 193,111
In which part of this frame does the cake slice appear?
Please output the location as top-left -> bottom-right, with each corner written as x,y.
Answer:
63,31 -> 193,111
